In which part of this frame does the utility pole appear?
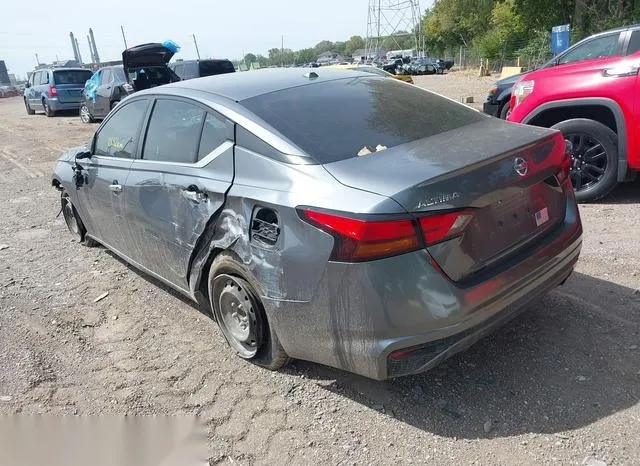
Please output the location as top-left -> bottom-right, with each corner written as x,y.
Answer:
192,34 -> 201,60
120,25 -> 128,49
35,53 -> 40,66
281,35 -> 284,67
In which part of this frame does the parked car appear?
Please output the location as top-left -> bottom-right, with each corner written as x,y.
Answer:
0,85 -> 21,98
325,63 -> 414,84
409,58 -> 440,75
52,68 -> 581,380
508,24 -> 640,202
483,72 -> 524,119
168,59 -> 235,80
79,66 -> 133,123
24,67 -> 93,116
122,42 -> 181,92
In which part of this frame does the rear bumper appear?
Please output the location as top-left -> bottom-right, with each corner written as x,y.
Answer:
264,188 -> 582,380
48,98 -> 82,111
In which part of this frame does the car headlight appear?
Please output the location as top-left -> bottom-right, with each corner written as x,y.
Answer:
488,86 -> 498,95
513,80 -> 534,108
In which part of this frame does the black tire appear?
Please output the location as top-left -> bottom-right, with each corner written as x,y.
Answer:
499,101 -> 511,120
60,191 -> 98,247
79,103 -> 94,124
43,100 -> 55,117
208,252 -> 290,371
24,98 -> 35,115
551,118 -> 619,202
110,100 -> 120,110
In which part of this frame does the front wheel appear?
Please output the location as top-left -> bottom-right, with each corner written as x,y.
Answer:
24,98 -> 35,115
499,101 -> 511,120
110,100 -> 120,110
551,118 -> 619,202
60,191 -> 98,246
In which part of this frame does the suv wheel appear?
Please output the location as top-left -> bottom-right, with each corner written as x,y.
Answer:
499,101 -> 511,120
24,98 -> 35,115
551,118 -> 618,202
43,100 -> 55,117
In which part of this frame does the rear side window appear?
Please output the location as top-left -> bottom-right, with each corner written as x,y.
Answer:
37,72 -> 48,85
113,67 -> 126,82
95,99 -> 149,158
241,77 -> 486,163
142,99 -> 205,163
199,60 -> 235,77
53,70 -> 93,85
198,112 -> 234,160
627,30 -> 640,55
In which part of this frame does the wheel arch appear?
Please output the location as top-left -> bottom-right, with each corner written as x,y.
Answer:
522,98 -> 627,182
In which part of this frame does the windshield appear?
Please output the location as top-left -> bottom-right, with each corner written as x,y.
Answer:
53,70 -> 93,85
242,77 -> 486,163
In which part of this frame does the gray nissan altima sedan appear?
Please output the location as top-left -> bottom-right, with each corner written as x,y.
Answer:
52,68 -> 582,380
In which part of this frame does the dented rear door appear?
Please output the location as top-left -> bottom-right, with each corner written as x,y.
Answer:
123,99 -> 235,290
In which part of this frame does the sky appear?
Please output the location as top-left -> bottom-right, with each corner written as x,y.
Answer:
1,0 -> 432,78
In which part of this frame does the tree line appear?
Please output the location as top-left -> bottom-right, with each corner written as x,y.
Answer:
239,1 -> 640,68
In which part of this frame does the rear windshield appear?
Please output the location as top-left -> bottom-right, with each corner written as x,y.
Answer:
53,70 -> 93,85
199,60 -> 235,77
241,77 -> 486,163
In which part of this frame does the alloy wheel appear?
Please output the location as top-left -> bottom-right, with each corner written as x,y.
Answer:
80,105 -> 91,123
564,132 -> 608,191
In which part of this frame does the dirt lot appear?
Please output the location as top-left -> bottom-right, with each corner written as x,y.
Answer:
0,76 -> 639,465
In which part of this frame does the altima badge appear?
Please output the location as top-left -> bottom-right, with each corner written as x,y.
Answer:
514,157 -> 528,176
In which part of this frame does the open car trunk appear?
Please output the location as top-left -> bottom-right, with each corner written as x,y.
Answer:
322,120 -> 570,284
122,43 -> 180,92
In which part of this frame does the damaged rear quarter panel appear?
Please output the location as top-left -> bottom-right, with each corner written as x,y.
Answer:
190,145 -> 406,305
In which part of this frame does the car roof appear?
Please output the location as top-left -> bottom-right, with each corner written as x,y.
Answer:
152,67 -> 375,101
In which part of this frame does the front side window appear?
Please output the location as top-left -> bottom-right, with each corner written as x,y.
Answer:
142,99 -> 205,163
100,70 -> 112,85
94,99 -> 149,158
558,34 -> 620,64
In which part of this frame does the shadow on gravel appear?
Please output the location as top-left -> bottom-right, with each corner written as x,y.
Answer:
290,272 -> 640,439
103,250 -> 212,318
592,179 -> 640,205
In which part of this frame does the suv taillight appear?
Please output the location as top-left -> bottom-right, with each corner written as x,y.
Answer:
299,209 -> 474,262
49,85 -> 57,97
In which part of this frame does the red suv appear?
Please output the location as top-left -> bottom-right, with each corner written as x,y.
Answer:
508,25 -> 640,202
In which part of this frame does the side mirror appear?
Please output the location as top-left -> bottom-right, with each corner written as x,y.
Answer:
75,150 -> 92,160
25,82 -> 31,89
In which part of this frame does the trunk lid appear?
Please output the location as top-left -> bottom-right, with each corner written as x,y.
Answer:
52,69 -> 93,103
122,42 -> 176,69
122,42 -> 180,91
322,118 -> 569,283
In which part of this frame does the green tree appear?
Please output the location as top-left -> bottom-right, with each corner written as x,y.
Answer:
295,48 -> 317,65
344,35 -> 365,56
314,40 -> 334,55
243,53 -> 257,66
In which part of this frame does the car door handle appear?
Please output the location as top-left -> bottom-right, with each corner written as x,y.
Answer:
182,185 -> 207,202
109,183 -> 122,193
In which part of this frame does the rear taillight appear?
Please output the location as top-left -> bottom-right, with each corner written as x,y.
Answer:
299,209 -> 473,262
49,85 -> 57,97
557,138 -> 572,184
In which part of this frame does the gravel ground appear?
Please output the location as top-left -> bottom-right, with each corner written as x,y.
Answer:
0,82 -> 639,466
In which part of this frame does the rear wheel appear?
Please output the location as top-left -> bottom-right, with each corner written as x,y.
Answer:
61,191 -> 98,246
43,100 -> 55,117
24,98 -> 35,115
208,253 -> 290,370
551,118 -> 619,202
79,103 -> 94,124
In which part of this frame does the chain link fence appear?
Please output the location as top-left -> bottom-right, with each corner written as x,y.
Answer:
438,31 -> 554,74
